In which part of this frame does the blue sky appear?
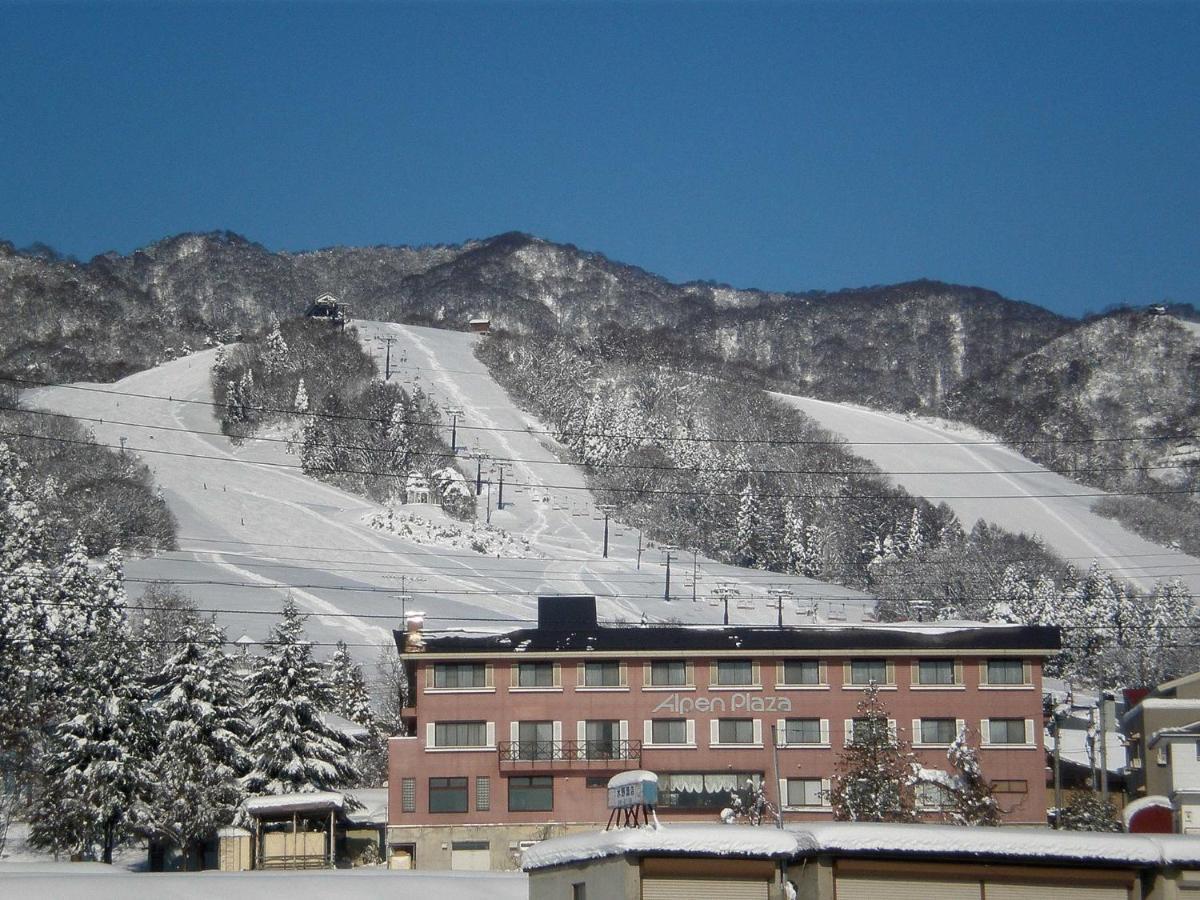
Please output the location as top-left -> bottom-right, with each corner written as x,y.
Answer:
1,1 -> 1197,317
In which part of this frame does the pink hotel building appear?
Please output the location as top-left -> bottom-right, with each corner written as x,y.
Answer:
386,597 -> 1059,871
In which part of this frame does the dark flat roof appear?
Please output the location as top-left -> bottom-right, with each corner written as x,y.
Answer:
394,623 -> 1060,656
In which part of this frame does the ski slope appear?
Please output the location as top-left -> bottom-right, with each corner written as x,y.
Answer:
773,393 -> 1200,595
23,323 -> 866,659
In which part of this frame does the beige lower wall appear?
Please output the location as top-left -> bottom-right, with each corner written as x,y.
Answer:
387,822 -> 605,871
530,856 -> 640,900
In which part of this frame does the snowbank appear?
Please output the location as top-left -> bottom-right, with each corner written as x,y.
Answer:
0,866 -> 528,900
365,508 -> 543,558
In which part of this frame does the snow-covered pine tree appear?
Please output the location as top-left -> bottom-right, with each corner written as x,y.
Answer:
224,380 -> 243,423
943,727 -> 999,826
30,551 -> 157,864
147,619 -> 249,867
294,377 -> 309,415
243,598 -> 359,795
236,369 -> 257,424
734,482 -> 762,568
719,777 -> 779,826
327,641 -> 388,786
262,324 -> 291,376
830,683 -> 918,822
0,443 -> 56,768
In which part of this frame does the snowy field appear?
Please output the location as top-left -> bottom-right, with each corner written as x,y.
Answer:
22,322 -> 867,661
0,862 -> 527,900
774,393 -> 1200,596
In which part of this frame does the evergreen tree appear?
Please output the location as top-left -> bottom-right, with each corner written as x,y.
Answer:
30,552 -> 156,864
830,683 -> 918,822
147,620 -> 249,867
374,644 -> 410,738
262,324 -> 291,376
244,599 -> 359,794
327,641 -> 388,786
293,378 -> 309,414
734,482 -> 762,568
943,727 -> 999,826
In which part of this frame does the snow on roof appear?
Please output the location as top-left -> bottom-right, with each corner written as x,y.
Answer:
522,824 -> 797,870
1150,721 -> 1200,746
522,823 -> 1200,871
1046,725 -> 1127,773
345,787 -> 389,825
608,770 -> 658,789
243,791 -> 344,816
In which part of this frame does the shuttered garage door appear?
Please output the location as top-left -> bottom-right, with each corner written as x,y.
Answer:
836,876 -> 979,900
986,884 -> 1130,900
642,877 -> 769,900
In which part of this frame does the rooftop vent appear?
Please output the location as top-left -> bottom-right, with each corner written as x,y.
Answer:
537,595 -> 597,632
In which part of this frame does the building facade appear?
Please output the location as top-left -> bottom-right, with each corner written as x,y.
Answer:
1124,671 -> 1200,833
387,597 -> 1058,870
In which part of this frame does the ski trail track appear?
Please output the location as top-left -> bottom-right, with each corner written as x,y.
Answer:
22,326 -> 865,660
773,393 -> 1200,595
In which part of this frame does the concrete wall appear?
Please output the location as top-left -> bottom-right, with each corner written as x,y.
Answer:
529,856 -> 639,900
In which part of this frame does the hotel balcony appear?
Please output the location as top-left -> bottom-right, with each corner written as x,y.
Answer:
497,740 -> 643,774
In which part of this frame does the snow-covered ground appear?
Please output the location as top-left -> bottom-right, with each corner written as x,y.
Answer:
22,323 -> 867,658
0,863 -> 527,900
774,393 -> 1200,595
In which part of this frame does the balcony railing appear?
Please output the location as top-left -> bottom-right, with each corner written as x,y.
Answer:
497,739 -> 643,772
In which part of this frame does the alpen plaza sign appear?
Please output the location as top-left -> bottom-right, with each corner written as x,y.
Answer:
651,691 -> 793,714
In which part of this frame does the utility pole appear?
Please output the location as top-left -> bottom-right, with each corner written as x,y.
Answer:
485,478 -> 493,524
713,584 -> 739,626
692,549 -> 699,603
1053,708 -> 1063,827
771,723 -> 785,829
767,587 -> 793,630
446,406 -> 464,453
470,449 -> 490,495
636,532 -> 644,571
661,546 -> 676,602
599,505 -> 613,558
1099,689 -> 1110,804
378,336 -> 397,380
495,463 -> 511,510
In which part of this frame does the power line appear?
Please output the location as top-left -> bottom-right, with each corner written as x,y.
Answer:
5,402 -> 1198,478
8,372 -> 1199,447
2,426 -> 1195,502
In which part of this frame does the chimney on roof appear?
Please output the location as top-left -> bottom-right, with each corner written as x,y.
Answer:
537,595 -> 597,632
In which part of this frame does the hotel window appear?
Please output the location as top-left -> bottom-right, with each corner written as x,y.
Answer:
582,661 -> 622,687
649,660 -> 690,687
780,660 -> 822,686
847,717 -> 895,744
515,662 -> 556,688
784,778 -> 826,808
516,721 -> 555,760
986,718 -> 1029,745
432,721 -> 488,748
716,718 -> 757,745
651,719 -> 689,745
431,662 -> 487,689
428,777 -> 468,813
401,777 -> 416,813
475,776 -> 491,811
919,718 -> 958,745
584,720 -> 621,759
784,718 -> 824,745
917,781 -> 954,810
990,779 -> 1029,795
713,660 -> 755,686
508,776 -> 554,812
984,659 -> 1028,686
846,659 -> 891,686
916,660 -> 957,686
657,772 -> 762,809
